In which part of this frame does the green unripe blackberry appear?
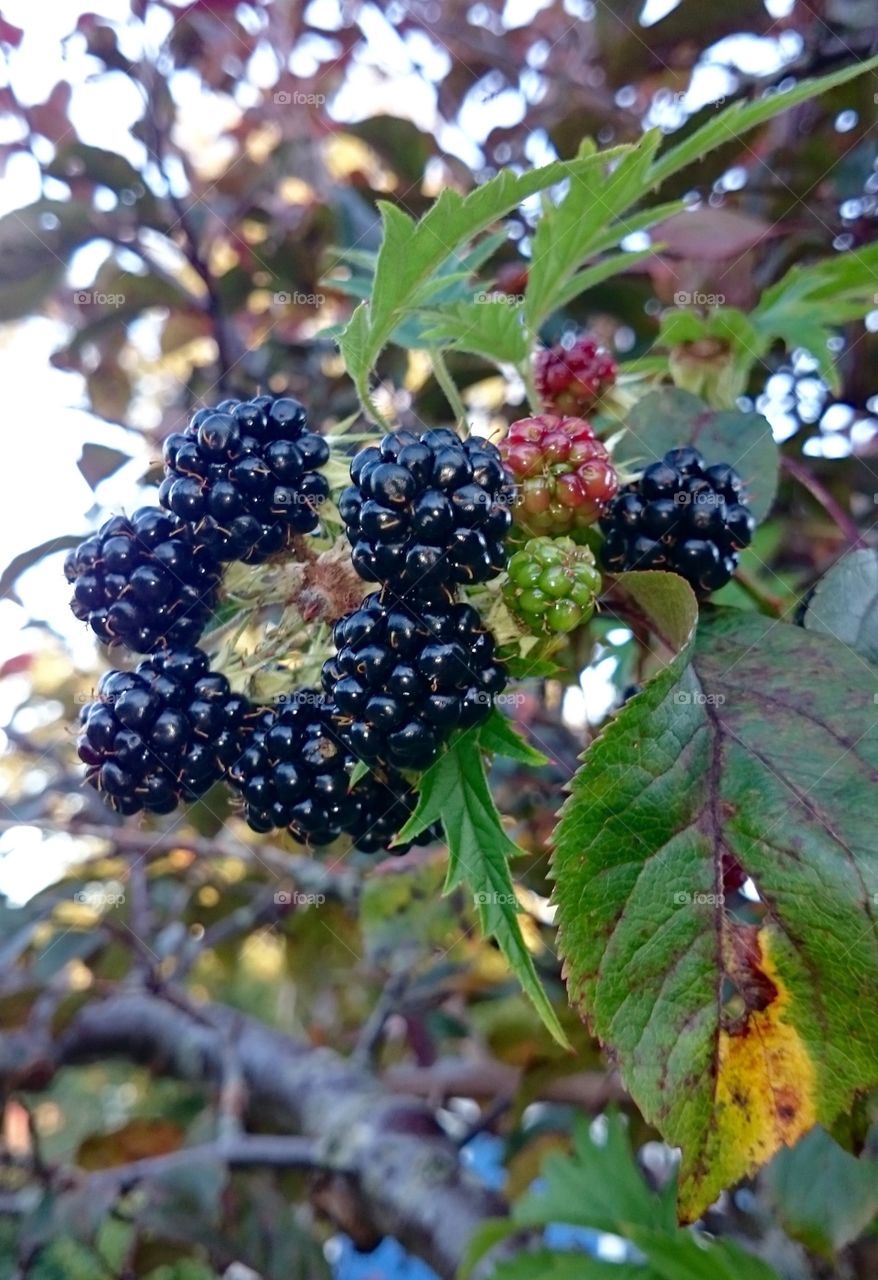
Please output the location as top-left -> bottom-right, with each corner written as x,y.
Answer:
504,536 -> 601,634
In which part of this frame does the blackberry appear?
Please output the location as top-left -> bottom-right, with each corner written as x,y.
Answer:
322,590 -> 506,770
339,428 -> 515,594
77,648 -> 250,816
160,395 -> 330,564
343,768 -> 441,854
598,447 -> 755,593
228,690 -> 355,845
504,536 -> 602,634
534,335 -> 617,416
64,508 -> 220,654
499,414 -> 618,536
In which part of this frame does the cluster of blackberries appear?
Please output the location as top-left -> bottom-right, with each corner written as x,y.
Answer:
65,509 -> 221,654
599,447 -> 755,593
322,592 -> 505,771
343,769 -> 440,855
161,395 -> 330,564
77,648 -> 249,816
338,428 -> 514,592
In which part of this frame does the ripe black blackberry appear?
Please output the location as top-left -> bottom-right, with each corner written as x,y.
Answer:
65,509 -> 220,654
228,690 -> 355,844
599,447 -> 755,593
77,647 -> 250,816
338,427 -> 515,593
322,590 -> 506,771
343,768 -> 441,854
160,395 -> 330,564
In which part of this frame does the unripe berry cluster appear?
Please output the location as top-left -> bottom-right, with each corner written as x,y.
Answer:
499,414 -> 618,536
504,537 -> 601,634
534,335 -> 617,416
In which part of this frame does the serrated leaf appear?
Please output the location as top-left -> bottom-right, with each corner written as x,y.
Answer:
525,133 -> 661,329
398,732 -> 568,1046
514,1113 -> 678,1235
615,388 -> 778,522
338,150 -> 615,395
421,298 -> 528,364
649,54 -> 878,192
630,1230 -> 780,1280
479,709 -> 550,766
804,549 -> 878,665
491,1254 -> 645,1280
764,1125 -> 878,1256
750,243 -> 878,392
553,610 -> 878,1219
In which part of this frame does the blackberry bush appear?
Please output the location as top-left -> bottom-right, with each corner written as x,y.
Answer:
228,690 -> 354,844
77,648 -> 249,816
598,446 -> 755,593
64,509 -> 220,654
499,414 -> 618,537
160,395 -> 330,564
338,427 -> 515,593
534,335 -> 617,415
504,536 -> 602,634
322,590 -> 506,770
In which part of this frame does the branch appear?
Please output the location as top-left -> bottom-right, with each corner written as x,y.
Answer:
781,454 -> 867,549
1,989 -> 505,1280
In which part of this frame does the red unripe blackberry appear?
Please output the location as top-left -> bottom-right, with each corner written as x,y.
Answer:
598,446 -> 755,594
322,590 -> 506,771
65,508 -> 220,654
499,414 -> 618,535
160,395 -> 330,564
339,428 -> 515,594
534,335 -> 617,415
77,648 -> 250,816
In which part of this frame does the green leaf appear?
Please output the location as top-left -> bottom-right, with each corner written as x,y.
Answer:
478,709 -> 550,766
764,1125 -> 878,1256
604,570 -> 699,663
553,609 -> 878,1219
615,387 -> 778,522
649,54 -> 878,192
804,549 -> 878,665
630,1230 -> 780,1280
524,132 -> 661,329
421,298 -> 528,364
338,149 -> 616,398
398,732 -> 568,1046
750,243 -> 878,392
514,1113 -> 678,1235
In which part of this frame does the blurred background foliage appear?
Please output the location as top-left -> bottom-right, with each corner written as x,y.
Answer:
0,1 -> 877,1278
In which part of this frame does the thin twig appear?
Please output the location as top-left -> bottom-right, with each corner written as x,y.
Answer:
352,971 -> 410,1067
782,454 -> 867,549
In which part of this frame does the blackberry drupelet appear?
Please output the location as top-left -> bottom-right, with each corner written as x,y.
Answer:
65,508 -> 220,654
499,414 -> 618,536
598,446 -> 755,593
343,768 -> 441,854
338,427 -> 515,593
77,647 -> 250,816
534,335 -> 617,416
160,395 -> 330,564
322,590 -> 506,770
228,690 -> 354,844
504,536 -> 602,634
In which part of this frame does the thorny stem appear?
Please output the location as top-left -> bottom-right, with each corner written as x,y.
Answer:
431,349 -> 469,430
